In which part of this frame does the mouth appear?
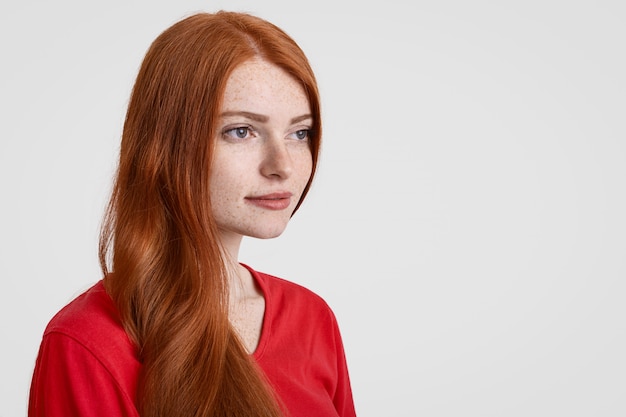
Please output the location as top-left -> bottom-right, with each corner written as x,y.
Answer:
245,192 -> 293,210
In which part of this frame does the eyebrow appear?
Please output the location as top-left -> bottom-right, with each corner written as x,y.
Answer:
220,111 -> 312,125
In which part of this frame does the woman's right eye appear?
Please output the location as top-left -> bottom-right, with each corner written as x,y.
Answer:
224,126 -> 251,139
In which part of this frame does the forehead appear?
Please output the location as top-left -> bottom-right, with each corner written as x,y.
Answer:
222,58 -> 309,112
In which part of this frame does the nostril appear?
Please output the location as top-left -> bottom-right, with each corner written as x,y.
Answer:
261,143 -> 293,179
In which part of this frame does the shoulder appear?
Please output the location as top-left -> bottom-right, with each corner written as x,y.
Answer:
251,267 -> 334,313
30,281 -> 141,415
260,270 -> 326,302
245,264 -> 341,335
45,281 -> 128,342
41,280 -> 138,370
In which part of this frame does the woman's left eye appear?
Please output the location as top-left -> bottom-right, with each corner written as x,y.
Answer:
291,129 -> 310,141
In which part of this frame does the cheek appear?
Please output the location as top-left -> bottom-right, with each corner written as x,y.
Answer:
208,162 -> 239,207
296,151 -> 314,186
209,149 -> 247,191
291,144 -> 313,172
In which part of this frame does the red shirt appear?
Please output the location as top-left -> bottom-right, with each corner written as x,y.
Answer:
28,265 -> 356,417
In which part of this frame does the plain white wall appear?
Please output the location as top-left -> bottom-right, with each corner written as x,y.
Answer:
1,1 -> 625,416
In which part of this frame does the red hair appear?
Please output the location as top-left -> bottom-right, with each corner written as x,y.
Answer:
98,11 -> 321,417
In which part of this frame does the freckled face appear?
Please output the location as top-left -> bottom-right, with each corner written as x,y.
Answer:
210,58 -> 314,241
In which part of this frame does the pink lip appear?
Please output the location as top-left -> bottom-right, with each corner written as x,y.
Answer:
245,192 -> 293,210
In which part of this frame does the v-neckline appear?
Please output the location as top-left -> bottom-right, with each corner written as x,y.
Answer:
240,263 -> 270,359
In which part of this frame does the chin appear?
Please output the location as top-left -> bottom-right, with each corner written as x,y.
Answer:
249,229 -> 287,240
246,222 -> 290,240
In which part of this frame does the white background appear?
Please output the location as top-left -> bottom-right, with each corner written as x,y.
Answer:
1,1 -> 625,416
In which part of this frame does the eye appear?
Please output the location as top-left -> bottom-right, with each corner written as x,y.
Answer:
291,129 -> 311,141
224,126 -> 252,140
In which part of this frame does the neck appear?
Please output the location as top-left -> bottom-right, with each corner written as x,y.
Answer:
217,230 -> 256,304
218,228 -> 243,261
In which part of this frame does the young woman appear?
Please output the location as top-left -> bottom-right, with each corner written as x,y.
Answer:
28,11 -> 356,417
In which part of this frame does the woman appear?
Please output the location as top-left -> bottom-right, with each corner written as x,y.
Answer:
28,11 -> 356,417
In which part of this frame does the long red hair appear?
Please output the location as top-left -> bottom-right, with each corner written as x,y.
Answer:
98,11 -> 321,417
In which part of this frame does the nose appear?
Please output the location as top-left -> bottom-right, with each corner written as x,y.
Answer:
260,138 -> 293,179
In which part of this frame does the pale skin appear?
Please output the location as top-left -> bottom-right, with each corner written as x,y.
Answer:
209,58 -> 314,353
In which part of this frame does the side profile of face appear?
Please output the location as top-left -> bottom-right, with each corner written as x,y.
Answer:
209,58 -> 314,241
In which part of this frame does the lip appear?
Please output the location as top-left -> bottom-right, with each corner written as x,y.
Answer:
245,192 -> 293,210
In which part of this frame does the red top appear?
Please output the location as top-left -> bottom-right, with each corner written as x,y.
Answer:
28,265 -> 356,417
